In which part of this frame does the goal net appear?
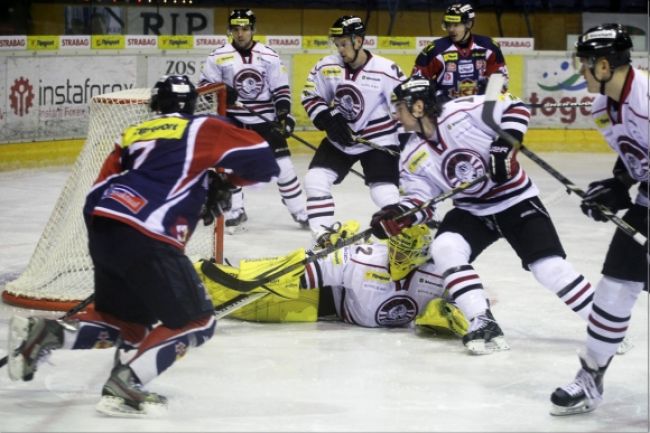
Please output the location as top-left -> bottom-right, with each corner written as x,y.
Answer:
2,83 -> 227,311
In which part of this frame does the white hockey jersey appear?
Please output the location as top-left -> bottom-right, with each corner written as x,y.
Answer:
304,243 -> 444,327
301,51 -> 404,155
590,67 -> 649,208
199,41 -> 291,125
399,93 -> 538,217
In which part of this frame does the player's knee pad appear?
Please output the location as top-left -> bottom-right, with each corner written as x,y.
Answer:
304,167 -> 337,197
368,182 -> 399,208
276,156 -> 298,183
593,276 -> 644,317
430,232 -> 472,270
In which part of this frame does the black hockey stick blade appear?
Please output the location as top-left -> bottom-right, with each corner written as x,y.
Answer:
213,292 -> 268,319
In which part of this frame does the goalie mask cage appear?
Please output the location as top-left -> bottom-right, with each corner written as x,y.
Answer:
2,83 -> 227,311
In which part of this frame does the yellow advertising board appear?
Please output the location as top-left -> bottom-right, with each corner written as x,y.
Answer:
158,35 -> 194,50
91,35 -> 125,50
27,36 -> 59,51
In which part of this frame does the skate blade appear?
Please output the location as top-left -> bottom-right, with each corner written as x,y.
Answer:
550,401 -> 598,416
226,224 -> 247,235
96,396 -> 168,418
7,316 -> 30,381
616,338 -> 633,355
465,336 -> 510,355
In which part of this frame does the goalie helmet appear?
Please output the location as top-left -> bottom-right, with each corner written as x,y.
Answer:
442,3 -> 475,27
329,16 -> 366,39
574,23 -> 632,70
150,74 -> 197,115
388,224 -> 432,281
229,9 -> 256,30
392,76 -> 441,117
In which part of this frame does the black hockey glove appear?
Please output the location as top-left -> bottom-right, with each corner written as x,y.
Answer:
580,177 -> 632,222
225,85 -> 238,106
314,111 -> 353,146
200,171 -> 234,226
370,204 -> 416,239
275,109 -> 296,138
488,138 -> 520,183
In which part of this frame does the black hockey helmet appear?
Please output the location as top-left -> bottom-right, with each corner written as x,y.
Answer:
150,74 -> 197,115
574,23 -> 632,69
228,9 -> 256,30
329,15 -> 366,39
442,3 -> 475,27
392,76 -> 441,117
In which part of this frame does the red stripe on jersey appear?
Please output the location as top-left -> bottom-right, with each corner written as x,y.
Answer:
482,170 -> 527,198
505,107 -> 530,118
589,316 -> 628,333
447,273 -> 478,289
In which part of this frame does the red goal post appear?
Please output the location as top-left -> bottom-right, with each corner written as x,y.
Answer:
2,83 -> 227,311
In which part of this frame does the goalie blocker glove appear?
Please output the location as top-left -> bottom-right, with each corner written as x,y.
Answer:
488,136 -> 519,183
200,171 -> 234,226
580,177 -> 632,222
313,111 -> 353,146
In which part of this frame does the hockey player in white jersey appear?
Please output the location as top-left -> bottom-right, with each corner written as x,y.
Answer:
550,24 -> 649,416
370,77 -> 597,354
200,9 -> 308,230
197,222 -> 468,336
301,16 -> 405,246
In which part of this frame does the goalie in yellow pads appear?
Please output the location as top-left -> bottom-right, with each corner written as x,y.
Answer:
196,221 -> 468,337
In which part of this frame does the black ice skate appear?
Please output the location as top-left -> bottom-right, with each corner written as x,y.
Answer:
462,309 -> 510,355
550,352 -> 607,416
7,316 -> 64,381
225,208 -> 248,234
291,210 -> 309,229
96,364 -> 168,418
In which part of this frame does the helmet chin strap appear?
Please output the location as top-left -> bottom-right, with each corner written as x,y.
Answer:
348,36 -> 363,64
589,61 -> 614,96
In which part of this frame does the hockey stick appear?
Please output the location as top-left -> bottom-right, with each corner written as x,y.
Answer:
481,73 -> 647,247
200,173 -> 487,293
0,293 -> 96,369
213,292 -> 268,319
235,103 -> 366,180
352,136 -> 400,157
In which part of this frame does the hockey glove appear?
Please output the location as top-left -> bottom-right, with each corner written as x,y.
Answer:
275,109 -> 296,138
580,177 -> 632,222
225,85 -> 238,106
200,171 -> 234,226
370,204 -> 416,239
488,138 -> 519,183
314,111 -> 353,146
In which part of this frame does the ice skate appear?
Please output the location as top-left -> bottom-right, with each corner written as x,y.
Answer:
291,210 -> 309,229
462,309 -> 509,355
7,316 -> 64,381
96,364 -> 168,418
550,352 -> 606,416
225,208 -> 248,234
615,336 -> 633,355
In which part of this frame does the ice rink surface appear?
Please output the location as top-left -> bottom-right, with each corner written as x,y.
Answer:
0,152 -> 647,432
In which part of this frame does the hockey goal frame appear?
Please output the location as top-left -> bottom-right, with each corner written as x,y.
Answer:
2,83 -> 227,311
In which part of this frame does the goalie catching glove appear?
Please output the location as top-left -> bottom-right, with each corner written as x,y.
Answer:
580,177 -> 632,222
488,137 -> 519,183
199,170 -> 233,226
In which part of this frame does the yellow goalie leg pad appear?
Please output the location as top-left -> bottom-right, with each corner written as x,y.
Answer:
415,298 -> 469,338
238,248 -> 306,299
194,261 -> 254,307
229,288 -> 319,322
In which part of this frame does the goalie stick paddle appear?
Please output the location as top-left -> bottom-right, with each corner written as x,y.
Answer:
235,103 -> 366,180
200,173 -> 487,294
481,73 -> 647,247
0,293 -> 95,369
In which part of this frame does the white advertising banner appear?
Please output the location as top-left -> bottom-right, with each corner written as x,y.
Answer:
2,56 -> 137,141
524,53 -> 648,128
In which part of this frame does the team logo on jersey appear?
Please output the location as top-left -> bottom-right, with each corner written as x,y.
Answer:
375,296 -> 418,327
334,84 -> 364,122
446,62 -> 457,72
233,69 -> 265,99
103,184 -> 148,213
618,136 -> 649,181
441,149 -> 487,192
